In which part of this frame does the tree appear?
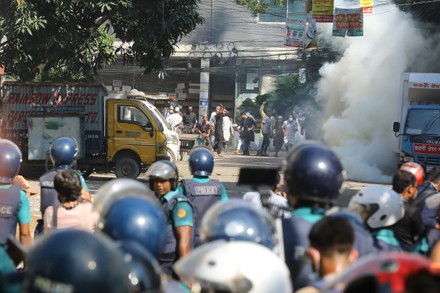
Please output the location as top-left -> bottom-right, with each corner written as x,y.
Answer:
0,0 -> 203,81
235,0 -> 284,17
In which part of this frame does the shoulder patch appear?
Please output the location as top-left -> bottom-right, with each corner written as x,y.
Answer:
177,208 -> 187,218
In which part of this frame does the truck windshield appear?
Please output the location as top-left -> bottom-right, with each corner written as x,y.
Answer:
405,109 -> 440,135
139,100 -> 172,131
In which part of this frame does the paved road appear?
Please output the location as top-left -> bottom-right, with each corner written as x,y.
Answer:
32,151 -> 379,202
25,151 -> 382,233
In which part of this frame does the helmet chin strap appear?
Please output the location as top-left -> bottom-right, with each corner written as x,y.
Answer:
0,176 -> 13,184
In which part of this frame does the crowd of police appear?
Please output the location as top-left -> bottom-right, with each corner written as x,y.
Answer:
1,136 -> 440,292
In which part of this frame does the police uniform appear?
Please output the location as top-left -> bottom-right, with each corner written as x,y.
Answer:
0,246 -> 20,293
282,207 -> 325,290
39,168 -> 89,214
176,177 -> 228,201
371,227 -> 403,252
0,184 -> 31,245
176,176 -> 227,247
158,190 -> 194,276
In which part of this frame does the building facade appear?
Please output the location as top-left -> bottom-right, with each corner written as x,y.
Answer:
96,0 -> 303,121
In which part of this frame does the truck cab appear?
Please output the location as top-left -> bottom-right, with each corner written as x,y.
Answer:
393,73 -> 440,171
106,99 -> 168,178
395,105 -> 440,170
135,99 -> 180,162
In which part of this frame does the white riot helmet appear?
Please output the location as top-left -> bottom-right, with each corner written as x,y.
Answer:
348,186 -> 404,229
174,241 -> 292,293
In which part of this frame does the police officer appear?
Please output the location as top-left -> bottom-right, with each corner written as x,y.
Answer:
39,137 -> 91,220
281,142 -> 345,290
348,185 -> 404,252
0,139 -> 32,247
176,147 -> 228,247
146,160 -> 194,278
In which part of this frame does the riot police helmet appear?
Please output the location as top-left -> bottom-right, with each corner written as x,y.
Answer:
98,196 -> 167,258
146,160 -> 179,191
189,147 -> 214,177
0,139 -> 22,184
22,229 -> 131,293
117,240 -> 165,293
284,142 -> 345,203
200,199 -> 278,250
50,136 -> 79,169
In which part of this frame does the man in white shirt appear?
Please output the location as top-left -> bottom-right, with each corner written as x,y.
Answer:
166,106 -> 183,130
243,173 -> 291,219
283,114 -> 298,151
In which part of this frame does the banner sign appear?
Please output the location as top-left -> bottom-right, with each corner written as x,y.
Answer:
285,17 -> 317,48
312,0 -> 334,22
333,8 -> 363,37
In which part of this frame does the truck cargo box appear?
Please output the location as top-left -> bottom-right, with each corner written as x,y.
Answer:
1,82 -> 107,158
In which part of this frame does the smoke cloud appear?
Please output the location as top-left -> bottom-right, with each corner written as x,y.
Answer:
316,3 -> 432,183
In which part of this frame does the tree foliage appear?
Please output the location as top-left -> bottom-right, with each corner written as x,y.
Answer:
235,0 -> 285,17
0,0 -> 203,81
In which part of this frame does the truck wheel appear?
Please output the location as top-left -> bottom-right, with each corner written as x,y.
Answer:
114,157 -> 141,179
167,148 -> 177,163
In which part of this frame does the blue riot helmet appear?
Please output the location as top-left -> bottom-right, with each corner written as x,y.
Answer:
0,139 -> 22,184
98,196 -> 167,258
189,147 -> 214,176
117,241 -> 165,293
200,199 -> 278,249
284,142 -> 345,203
22,230 -> 131,293
50,136 -> 79,169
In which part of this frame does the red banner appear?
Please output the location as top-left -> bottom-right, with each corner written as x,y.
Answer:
413,143 -> 440,155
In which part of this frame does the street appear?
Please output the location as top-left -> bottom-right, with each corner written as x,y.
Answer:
26,150 -> 384,234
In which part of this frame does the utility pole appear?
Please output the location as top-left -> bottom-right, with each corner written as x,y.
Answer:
211,0 -> 214,42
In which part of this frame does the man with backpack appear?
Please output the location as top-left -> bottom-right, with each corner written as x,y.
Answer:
391,169 -> 425,252
176,147 -> 228,247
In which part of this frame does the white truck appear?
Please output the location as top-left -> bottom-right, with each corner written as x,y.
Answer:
393,72 -> 440,170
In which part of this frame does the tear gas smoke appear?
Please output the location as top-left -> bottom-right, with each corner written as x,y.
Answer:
316,3 -> 434,183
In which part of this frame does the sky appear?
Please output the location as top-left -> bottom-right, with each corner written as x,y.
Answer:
315,1 -> 438,183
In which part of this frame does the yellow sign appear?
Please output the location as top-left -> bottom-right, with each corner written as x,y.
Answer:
312,0 -> 334,22
360,0 -> 373,14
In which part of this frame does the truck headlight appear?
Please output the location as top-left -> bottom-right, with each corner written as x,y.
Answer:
399,152 -> 414,163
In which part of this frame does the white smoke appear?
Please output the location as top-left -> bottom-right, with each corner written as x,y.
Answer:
316,3 -> 430,183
